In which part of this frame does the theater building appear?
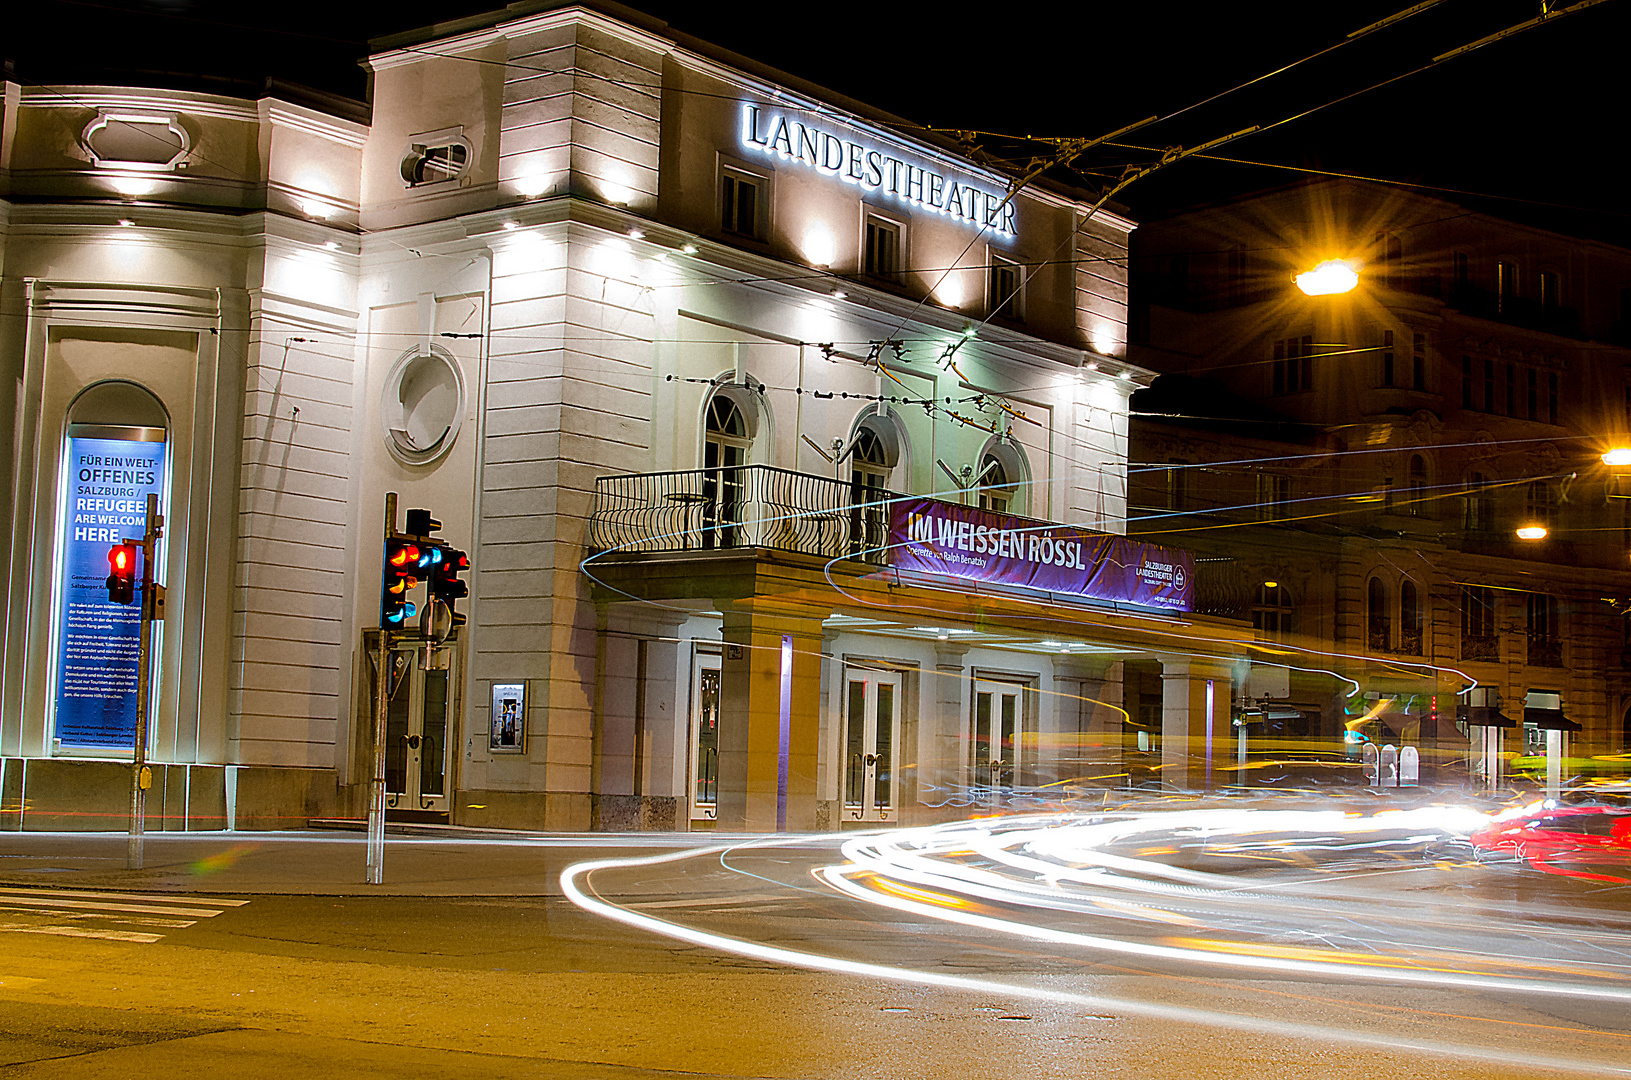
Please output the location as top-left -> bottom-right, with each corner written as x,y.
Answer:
0,2 -> 1257,833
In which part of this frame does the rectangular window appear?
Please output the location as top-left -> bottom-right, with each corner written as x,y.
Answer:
1506,363 -> 1516,416
720,169 -> 766,239
1453,251 -> 1470,288
1526,593 -> 1562,667
1272,336 -> 1313,394
1165,460 -> 1189,512
1539,270 -> 1559,312
1383,476 -> 1396,514
1461,585 -> 1498,661
989,254 -> 1024,321
1381,329 -> 1394,387
1484,358 -> 1496,412
1412,333 -> 1426,390
1462,356 -> 1473,408
1257,472 -> 1291,520
1497,261 -> 1518,314
1464,473 -> 1494,532
1527,368 -> 1538,421
1547,371 -> 1558,425
864,215 -> 902,281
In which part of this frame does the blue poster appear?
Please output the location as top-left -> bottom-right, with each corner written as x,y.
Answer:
53,436 -> 166,748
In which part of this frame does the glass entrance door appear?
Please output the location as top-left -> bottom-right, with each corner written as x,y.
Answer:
973,680 -> 1023,792
382,646 -> 454,814
844,669 -> 899,822
690,650 -> 722,822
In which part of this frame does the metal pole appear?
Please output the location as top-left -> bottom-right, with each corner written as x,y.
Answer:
367,492 -> 396,885
127,493 -> 160,871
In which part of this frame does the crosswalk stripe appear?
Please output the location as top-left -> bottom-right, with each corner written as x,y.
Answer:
0,887 -> 249,907
0,906 -> 196,928
0,896 -> 223,918
0,923 -> 164,944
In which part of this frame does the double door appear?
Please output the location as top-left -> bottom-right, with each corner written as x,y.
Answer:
973,680 -> 1024,791
690,651 -> 721,822
381,644 -> 455,814
844,669 -> 899,822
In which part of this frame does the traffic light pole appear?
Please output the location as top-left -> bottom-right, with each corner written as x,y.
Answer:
367,493 -> 396,885
127,493 -> 162,871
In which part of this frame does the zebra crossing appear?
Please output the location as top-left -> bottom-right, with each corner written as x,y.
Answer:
0,885 -> 248,943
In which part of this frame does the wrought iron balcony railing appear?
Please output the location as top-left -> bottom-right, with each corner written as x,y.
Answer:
589,464 -> 895,564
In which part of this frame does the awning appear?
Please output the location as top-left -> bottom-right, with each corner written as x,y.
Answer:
1524,707 -> 1582,732
1457,705 -> 1516,728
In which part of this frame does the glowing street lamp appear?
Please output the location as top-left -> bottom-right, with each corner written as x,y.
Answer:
1516,524 -> 1548,541
1602,447 -> 1631,466
1295,259 -> 1360,296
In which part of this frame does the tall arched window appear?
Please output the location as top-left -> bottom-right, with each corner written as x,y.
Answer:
1400,579 -> 1423,655
1407,455 -> 1427,516
54,380 -> 169,751
1367,576 -> 1391,652
975,439 -> 1027,515
702,394 -> 753,548
978,455 -> 1011,513
848,418 -> 900,557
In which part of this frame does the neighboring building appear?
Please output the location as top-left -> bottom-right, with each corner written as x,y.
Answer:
0,2 -> 1265,833
1129,177 -> 1631,784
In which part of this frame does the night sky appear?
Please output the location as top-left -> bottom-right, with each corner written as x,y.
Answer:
9,0 -> 1628,242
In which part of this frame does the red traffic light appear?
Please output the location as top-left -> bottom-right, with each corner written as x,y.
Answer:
106,543 -> 137,605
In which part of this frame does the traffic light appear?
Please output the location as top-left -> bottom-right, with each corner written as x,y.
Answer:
106,544 -> 137,605
382,537 -> 425,628
429,546 -> 469,632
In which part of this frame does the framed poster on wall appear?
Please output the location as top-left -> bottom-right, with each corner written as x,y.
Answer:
490,681 -> 526,753
52,425 -> 167,750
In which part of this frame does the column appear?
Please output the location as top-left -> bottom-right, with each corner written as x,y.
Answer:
926,643 -> 970,811
1159,656 -> 1234,791
717,604 -> 825,832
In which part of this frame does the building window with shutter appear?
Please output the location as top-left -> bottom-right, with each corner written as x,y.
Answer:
720,168 -> 768,240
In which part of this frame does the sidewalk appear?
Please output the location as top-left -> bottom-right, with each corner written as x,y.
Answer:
0,827 -> 762,897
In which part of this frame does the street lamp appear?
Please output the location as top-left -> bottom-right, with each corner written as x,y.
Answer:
1295,259 -> 1361,296
1516,524 -> 1548,540
1603,447 -> 1631,466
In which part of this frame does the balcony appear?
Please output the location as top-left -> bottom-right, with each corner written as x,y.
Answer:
589,465 -> 890,563
1527,636 -> 1563,668
1461,634 -> 1500,662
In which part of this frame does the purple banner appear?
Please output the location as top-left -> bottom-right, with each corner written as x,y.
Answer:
888,498 -> 1193,612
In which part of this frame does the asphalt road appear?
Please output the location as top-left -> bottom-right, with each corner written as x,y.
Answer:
0,823 -> 1628,1079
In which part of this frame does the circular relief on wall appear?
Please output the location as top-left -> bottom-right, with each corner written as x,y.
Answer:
381,344 -> 465,466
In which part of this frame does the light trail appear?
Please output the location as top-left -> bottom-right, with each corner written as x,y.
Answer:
561,843 -> 1631,1075
563,808 -> 1631,1074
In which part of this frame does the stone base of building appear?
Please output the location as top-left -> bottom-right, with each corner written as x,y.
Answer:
0,758 -> 339,832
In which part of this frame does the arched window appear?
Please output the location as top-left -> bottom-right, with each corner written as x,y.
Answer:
1367,577 -> 1391,652
702,393 -> 753,548
1400,579 -> 1423,655
55,380 -> 169,752
1408,455 -> 1427,516
975,439 -> 1028,515
848,416 -> 901,557
1251,582 -> 1293,640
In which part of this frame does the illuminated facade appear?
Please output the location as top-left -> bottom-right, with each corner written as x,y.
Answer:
0,3 -> 1258,833
1130,178 -> 1631,778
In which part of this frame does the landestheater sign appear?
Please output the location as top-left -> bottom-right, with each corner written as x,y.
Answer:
741,103 -> 1017,237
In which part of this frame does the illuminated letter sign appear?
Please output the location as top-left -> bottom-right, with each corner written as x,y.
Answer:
53,434 -> 166,748
741,104 -> 1016,238
888,497 -> 1194,612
